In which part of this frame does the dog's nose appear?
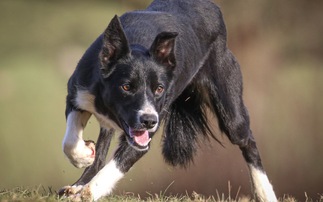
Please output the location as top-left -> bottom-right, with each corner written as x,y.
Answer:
140,114 -> 158,129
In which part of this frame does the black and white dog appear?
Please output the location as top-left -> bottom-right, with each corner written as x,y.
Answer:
59,0 -> 277,201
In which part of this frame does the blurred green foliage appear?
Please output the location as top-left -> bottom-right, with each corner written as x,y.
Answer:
0,0 -> 322,201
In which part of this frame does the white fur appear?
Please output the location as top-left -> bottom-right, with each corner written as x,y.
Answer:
249,165 -> 277,202
76,90 -> 122,132
63,90 -> 123,168
137,98 -> 159,132
62,111 -> 95,168
63,90 -> 155,199
88,159 -> 124,201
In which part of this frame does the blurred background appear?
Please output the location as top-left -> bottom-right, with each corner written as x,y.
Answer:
0,0 -> 322,201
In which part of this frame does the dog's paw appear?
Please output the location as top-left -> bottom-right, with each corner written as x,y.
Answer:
59,185 -> 93,202
64,140 -> 96,168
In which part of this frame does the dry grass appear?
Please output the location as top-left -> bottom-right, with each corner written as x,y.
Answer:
1,186 -> 319,202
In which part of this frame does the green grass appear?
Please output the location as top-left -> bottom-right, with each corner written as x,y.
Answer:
0,187 -> 247,202
0,186 -> 245,202
3,186 -> 320,202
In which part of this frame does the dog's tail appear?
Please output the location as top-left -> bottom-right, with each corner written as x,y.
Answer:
162,82 -> 221,167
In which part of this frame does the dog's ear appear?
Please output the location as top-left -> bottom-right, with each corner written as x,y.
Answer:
150,32 -> 178,68
100,15 -> 130,75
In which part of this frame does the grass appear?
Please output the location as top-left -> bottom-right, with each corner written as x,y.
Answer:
0,185 -> 242,202
2,186 -> 320,202
0,186 -> 251,202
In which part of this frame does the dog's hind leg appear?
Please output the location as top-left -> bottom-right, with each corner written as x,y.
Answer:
206,45 -> 277,201
62,110 -> 96,168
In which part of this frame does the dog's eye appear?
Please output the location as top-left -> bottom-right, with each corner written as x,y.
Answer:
155,85 -> 164,94
121,84 -> 131,91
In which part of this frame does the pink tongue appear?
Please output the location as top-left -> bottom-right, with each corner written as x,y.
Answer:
131,130 -> 150,146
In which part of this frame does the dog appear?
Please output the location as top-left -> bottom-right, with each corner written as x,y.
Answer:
59,0 -> 277,201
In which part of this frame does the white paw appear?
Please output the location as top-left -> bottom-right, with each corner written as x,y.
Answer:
59,185 -> 93,202
63,140 -> 95,168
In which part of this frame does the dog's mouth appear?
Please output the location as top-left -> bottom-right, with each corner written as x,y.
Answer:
129,129 -> 151,149
122,121 -> 152,151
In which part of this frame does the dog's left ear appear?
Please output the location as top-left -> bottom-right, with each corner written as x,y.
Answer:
100,15 -> 130,76
150,32 -> 178,68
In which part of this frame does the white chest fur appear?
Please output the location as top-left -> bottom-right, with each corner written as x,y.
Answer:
75,90 -> 122,132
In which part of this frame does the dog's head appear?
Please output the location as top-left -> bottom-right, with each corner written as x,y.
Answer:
98,15 -> 178,151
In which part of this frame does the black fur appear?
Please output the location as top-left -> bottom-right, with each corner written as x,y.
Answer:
67,0 -> 261,170
61,0 -> 274,199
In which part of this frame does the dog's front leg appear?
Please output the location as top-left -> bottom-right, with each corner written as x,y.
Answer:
73,127 -> 114,186
62,110 -> 95,168
61,134 -> 147,201
89,134 -> 147,200
58,128 -> 114,199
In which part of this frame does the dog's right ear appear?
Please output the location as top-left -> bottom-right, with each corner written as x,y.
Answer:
100,15 -> 130,77
150,32 -> 178,68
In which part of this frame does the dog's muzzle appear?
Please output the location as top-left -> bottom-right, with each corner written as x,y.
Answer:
123,114 -> 158,151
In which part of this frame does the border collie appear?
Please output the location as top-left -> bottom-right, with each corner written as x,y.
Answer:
59,0 -> 277,201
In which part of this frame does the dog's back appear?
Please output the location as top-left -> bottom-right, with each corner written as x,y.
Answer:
122,0 -> 224,46
147,0 -> 225,45
119,0 -> 227,98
